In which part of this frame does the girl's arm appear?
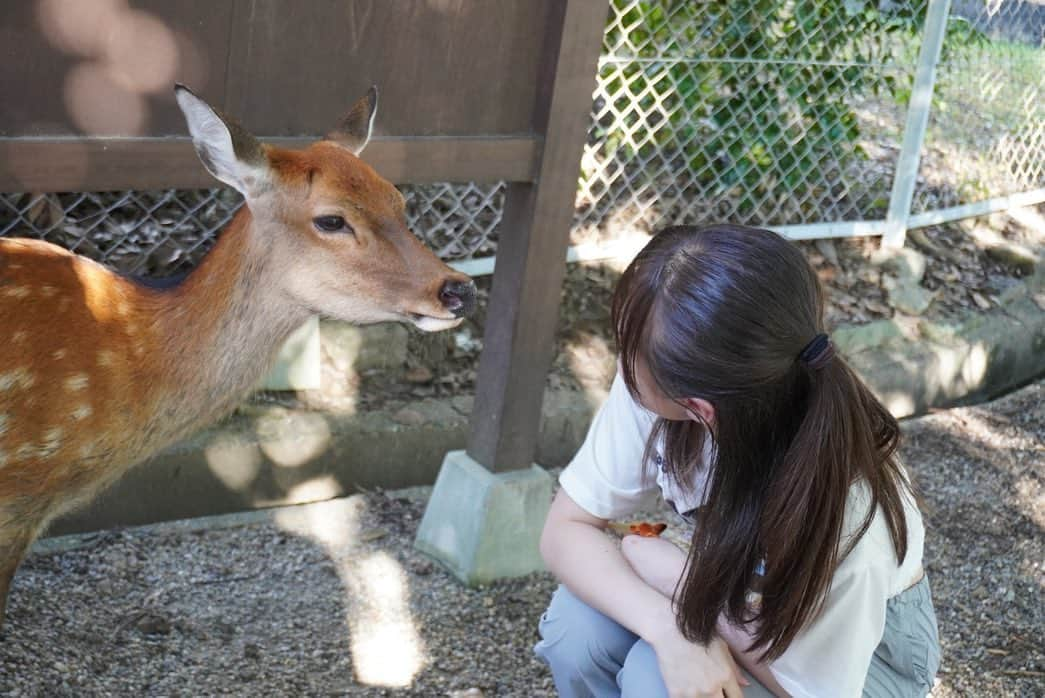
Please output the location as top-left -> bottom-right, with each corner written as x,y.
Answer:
541,489 -> 747,698
619,534 -> 790,698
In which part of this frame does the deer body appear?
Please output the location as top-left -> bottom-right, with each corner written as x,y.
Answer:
0,86 -> 475,627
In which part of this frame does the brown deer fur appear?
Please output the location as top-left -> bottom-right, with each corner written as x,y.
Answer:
0,86 -> 474,627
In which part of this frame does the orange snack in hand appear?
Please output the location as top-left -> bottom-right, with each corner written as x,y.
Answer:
609,521 -> 668,537
629,522 -> 668,537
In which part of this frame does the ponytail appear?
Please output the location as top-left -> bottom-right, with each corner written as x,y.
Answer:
612,224 -> 912,661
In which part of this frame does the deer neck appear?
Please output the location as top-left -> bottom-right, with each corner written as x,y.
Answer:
151,207 -> 309,431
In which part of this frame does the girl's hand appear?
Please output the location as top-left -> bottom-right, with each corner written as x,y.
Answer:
651,624 -> 748,698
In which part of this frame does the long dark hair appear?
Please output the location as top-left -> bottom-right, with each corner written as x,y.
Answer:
612,224 -> 910,661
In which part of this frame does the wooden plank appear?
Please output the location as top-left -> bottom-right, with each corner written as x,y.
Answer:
224,0 -> 551,137
467,0 -> 607,472
0,136 -> 540,192
1,0 -> 553,139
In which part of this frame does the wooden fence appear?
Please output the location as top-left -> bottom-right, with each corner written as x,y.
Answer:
0,0 -> 608,474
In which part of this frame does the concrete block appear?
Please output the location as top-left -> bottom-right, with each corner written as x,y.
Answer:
415,450 -> 553,586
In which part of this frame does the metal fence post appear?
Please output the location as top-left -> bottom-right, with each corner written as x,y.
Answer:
881,0 -> 953,249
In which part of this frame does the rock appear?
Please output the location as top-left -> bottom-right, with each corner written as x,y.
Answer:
451,395 -> 475,416
871,247 -> 927,284
833,319 -> 905,356
884,276 -> 935,316
136,613 -> 172,637
985,243 -> 1038,276
392,408 -> 427,427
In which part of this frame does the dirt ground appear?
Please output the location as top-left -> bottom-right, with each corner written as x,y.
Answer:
1,379 -> 1041,697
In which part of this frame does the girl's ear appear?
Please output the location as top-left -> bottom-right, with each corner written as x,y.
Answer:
680,397 -> 716,429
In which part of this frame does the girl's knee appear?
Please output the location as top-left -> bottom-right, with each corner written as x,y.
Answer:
617,640 -> 669,698
535,585 -> 638,671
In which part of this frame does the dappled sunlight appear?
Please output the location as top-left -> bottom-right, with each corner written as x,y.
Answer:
203,434 -> 262,491
254,411 -> 332,468
102,9 -> 179,94
36,0 -> 205,137
282,475 -> 343,508
936,408 -> 1044,530
564,330 -> 616,410
36,0 -> 125,57
961,344 -> 988,388
274,491 -> 363,549
881,340 -> 993,417
344,551 -> 427,687
883,391 -> 916,418
1007,205 -> 1045,240
274,496 -> 427,688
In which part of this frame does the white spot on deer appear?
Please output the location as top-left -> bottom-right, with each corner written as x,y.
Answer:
40,285 -> 58,297
0,368 -> 35,391
79,444 -> 94,459
41,427 -> 63,456
12,330 -> 28,343
72,404 -> 92,421
2,286 -> 30,299
0,413 -> 7,437
98,350 -> 116,367
65,373 -> 89,391
53,348 -> 67,360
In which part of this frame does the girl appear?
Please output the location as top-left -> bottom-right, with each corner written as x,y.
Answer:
535,225 -> 940,697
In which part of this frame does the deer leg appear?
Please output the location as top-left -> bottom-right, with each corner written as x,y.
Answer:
0,523 -> 37,631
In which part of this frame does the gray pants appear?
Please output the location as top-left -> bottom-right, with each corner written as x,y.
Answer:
534,578 -> 940,697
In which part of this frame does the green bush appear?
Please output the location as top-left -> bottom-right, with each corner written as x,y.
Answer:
594,0 -> 935,216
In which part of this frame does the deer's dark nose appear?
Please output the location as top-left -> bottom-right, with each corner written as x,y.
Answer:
439,279 -> 477,318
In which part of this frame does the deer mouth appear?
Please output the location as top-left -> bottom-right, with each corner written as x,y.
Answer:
409,313 -> 464,332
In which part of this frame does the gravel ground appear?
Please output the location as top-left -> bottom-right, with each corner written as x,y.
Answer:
1,380 -> 1042,697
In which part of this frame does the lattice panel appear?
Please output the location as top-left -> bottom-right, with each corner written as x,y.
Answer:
575,0 -> 922,238
912,0 -> 1045,212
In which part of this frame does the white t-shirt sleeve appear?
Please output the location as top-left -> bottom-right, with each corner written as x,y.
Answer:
558,372 -> 659,520
769,554 -> 891,697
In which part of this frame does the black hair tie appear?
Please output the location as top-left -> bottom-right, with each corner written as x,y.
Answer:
798,333 -> 834,370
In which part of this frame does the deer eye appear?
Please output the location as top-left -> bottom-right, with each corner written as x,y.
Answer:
313,215 -> 352,234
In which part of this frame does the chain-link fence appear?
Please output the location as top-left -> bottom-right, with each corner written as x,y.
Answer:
0,183 -> 506,277
2,0 -> 1043,276
912,0 -> 1045,213
577,0 -> 918,237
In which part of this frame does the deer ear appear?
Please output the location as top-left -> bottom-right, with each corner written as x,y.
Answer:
326,86 -> 378,155
175,84 -> 268,197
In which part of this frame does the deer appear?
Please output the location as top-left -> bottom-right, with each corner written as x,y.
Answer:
0,85 -> 477,628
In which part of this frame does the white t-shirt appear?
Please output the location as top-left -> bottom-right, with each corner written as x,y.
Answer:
559,372 -> 926,698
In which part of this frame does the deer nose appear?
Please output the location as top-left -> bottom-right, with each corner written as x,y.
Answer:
439,279 -> 477,318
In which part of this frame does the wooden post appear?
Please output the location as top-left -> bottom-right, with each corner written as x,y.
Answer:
467,0 -> 607,472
